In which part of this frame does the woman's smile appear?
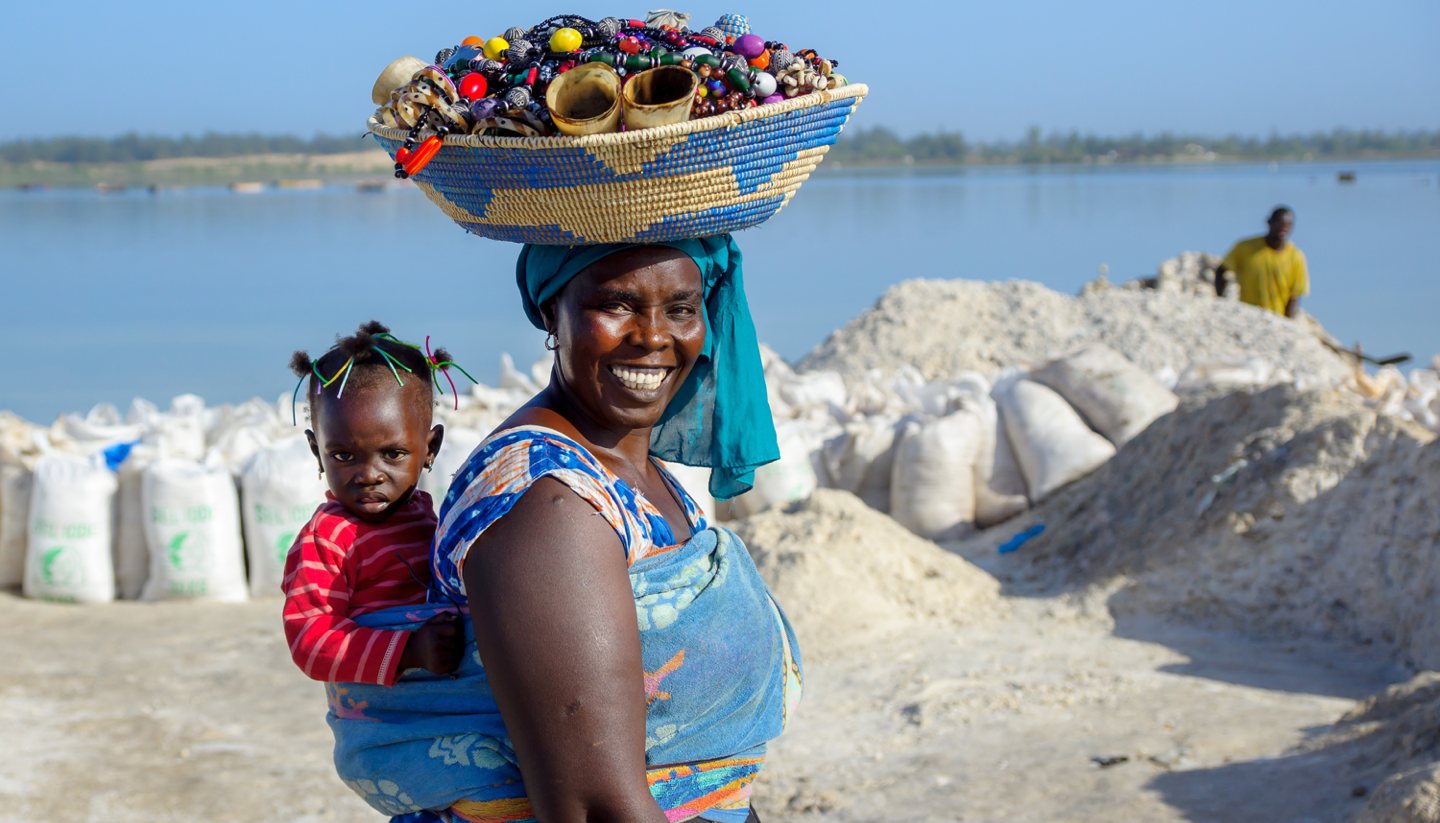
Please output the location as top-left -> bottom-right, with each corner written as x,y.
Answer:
608,364 -> 674,393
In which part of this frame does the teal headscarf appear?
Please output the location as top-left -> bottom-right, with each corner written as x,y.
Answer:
515,235 -> 779,500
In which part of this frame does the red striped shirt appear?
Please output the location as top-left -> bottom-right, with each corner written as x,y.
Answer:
281,491 -> 436,686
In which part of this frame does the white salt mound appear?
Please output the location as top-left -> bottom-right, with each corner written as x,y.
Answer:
800,279 -> 1350,386
1000,385 -> 1440,672
1325,673 -> 1440,822
733,489 -> 1001,659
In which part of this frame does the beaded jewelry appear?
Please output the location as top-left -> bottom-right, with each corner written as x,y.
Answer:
372,13 -> 848,150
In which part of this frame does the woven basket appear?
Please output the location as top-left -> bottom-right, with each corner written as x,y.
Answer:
368,83 -> 867,244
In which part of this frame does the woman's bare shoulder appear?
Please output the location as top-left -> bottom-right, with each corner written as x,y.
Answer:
471,474 -> 623,564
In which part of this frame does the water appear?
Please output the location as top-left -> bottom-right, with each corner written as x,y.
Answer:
3,160 -> 1437,423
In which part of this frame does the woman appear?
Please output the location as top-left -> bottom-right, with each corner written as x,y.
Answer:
399,235 -> 801,822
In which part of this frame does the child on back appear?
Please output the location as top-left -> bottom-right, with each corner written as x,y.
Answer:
281,320 -> 464,685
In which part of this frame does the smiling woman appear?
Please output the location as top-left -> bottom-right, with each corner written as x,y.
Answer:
325,236 -> 801,823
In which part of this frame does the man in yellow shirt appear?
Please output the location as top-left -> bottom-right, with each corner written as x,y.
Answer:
1213,206 -> 1309,318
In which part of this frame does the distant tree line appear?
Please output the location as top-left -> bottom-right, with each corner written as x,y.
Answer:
2,126 -> 1437,166
829,126 -> 1440,165
0,133 -> 368,164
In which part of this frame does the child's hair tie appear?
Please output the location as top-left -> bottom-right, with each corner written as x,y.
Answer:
423,335 -> 480,411
288,322 -> 477,425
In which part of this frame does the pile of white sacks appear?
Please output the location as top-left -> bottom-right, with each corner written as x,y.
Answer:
731,342 -> 1180,538
4,343 -> 1437,605
0,354 -> 701,606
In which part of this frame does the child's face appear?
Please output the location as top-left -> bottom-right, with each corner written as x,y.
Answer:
307,382 -> 442,522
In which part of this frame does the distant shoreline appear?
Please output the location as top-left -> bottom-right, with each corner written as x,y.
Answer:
4,149 -> 1439,190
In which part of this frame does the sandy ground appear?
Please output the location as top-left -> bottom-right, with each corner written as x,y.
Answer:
0,585 -> 1405,823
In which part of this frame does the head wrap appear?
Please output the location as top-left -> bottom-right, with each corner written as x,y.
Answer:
515,235 -> 779,499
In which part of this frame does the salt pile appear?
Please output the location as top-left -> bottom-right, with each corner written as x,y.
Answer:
1332,674 -> 1440,822
800,278 -> 1352,386
732,489 -> 1001,659
987,385 -> 1440,672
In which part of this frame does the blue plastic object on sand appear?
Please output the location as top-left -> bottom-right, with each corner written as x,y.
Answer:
998,523 -> 1046,555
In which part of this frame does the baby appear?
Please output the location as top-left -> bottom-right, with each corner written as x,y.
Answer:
281,321 -> 463,685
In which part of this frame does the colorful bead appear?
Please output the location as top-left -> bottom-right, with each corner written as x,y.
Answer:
761,93 -> 785,105
732,33 -> 765,59
483,37 -> 509,60
503,27 -> 526,42
624,54 -> 655,72
715,13 -> 750,39
469,98 -> 500,120
769,49 -> 796,73
707,79 -> 727,96
402,135 -> 442,177
459,72 -> 488,100
725,68 -> 751,94
618,35 -> 642,54
461,35 -> 483,47
597,17 -> 622,38
506,40 -> 533,65
683,45 -> 713,60
751,71 -> 777,98
503,86 -> 532,108
434,46 -> 457,66
550,27 -> 583,52
700,26 -> 725,41
748,49 -> 771,70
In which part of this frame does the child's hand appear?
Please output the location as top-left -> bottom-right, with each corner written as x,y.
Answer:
400,612 -> 465,675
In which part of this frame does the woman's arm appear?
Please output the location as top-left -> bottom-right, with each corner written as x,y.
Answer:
462,476 -> 667,823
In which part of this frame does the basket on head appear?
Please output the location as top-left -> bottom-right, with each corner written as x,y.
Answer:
367,83 -> 867,245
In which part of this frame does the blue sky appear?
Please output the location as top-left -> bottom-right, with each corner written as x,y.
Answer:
4,0 -> 1438,141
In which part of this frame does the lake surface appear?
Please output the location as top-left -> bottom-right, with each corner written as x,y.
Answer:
3,159 -> 1437,423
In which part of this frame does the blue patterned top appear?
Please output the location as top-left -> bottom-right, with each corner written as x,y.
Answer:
324,425 -> 803,822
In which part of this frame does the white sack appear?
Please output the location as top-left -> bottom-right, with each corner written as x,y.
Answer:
137,395 -> 209,461
49,403 -> 142,456
240,436 -> 327,598
972,396 -> 1030,528
114,445 -> 159,599
0,463 -> 35,588
890,409 -> 982,541
820,415 -> 905,513
1175,358 -> 1275,393
728,421 -> 824,519
1030,344 -> 1179,446
499,353 -> 539,394
206,398 -> 285,473
421,426 -> 487,512
23,453 -> 116,603
998,379 -> 1117,501
141,458 -> 247,602
778,370 -> 847,416
658,461 -> 716,523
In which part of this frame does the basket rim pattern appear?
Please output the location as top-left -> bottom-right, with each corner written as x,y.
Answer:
367,83 -> 868,150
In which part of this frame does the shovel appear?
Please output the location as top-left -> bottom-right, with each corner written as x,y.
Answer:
1320,337 -> 1411,367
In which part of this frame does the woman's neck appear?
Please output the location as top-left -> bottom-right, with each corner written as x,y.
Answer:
522,386 -> 655,480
